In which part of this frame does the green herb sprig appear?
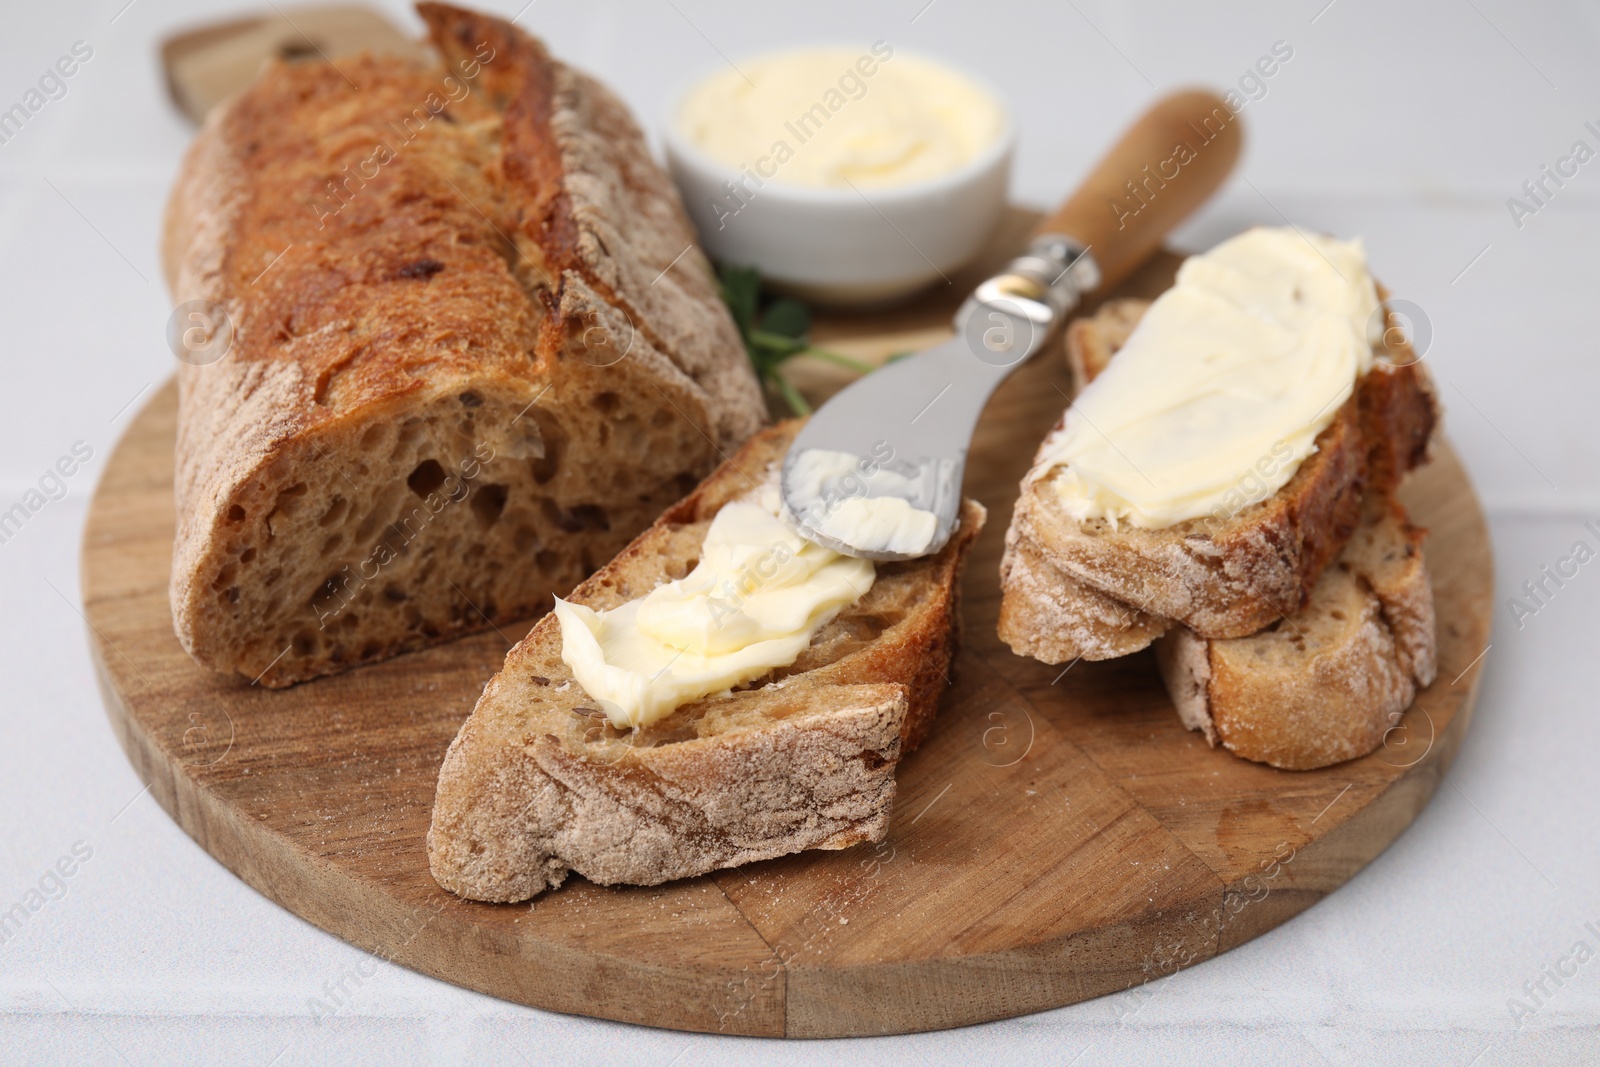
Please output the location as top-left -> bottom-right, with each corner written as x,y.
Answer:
718,264 -> 874,416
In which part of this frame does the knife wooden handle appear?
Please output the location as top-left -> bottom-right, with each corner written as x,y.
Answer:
1034,89 -> 1242,294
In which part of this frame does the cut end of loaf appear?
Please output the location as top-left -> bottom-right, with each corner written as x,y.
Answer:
171,379 -> 716,687
162,9 -> 766,687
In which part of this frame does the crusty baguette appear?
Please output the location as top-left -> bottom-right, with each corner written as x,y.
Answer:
428,421 -> 985,901
1156,495 -> 1436,769
998,290 -> 1437,663
162,4 -> 765,687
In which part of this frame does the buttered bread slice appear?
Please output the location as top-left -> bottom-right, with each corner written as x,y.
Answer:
999,229 -> 1437,664
428,421 -> 983,901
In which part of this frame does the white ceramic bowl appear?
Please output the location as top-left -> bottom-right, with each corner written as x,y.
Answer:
661,58 -> 1014,306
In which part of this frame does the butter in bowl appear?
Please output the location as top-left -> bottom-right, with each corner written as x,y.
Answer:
663,44 -> 1012,305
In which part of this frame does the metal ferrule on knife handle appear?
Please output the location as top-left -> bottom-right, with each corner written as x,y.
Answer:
970,236 -> 1101,331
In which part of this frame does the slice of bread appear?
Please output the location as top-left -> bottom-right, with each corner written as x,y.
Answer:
1156,495 -> 1436,769
162,4 -> 766,688
428,421 -> 985,901
998,291 -> 1437,663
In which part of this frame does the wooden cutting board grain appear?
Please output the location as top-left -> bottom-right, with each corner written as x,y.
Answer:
82,240 -> 1492,1037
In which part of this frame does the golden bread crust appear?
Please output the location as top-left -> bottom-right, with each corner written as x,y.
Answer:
163,6 -> 765,686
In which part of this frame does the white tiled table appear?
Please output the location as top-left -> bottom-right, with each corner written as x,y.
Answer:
3,1 -> 1597,1063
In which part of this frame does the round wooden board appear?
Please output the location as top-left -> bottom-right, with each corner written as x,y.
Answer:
84,233 -> 1492,1038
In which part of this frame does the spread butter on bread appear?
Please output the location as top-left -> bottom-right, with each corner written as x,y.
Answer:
1000,233 -> 1438,664
427,421 -> 984,900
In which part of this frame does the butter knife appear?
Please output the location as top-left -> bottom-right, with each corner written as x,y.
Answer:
780,89 -> 1243,560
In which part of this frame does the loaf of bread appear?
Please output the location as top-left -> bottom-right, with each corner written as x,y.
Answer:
999,293 -> 1437,664
428,420 -> 984,901
161,3 -> 765,687
1157,495 -> 1437,769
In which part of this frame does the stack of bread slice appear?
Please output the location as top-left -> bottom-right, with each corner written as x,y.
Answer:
1000,294 -> 1440,769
